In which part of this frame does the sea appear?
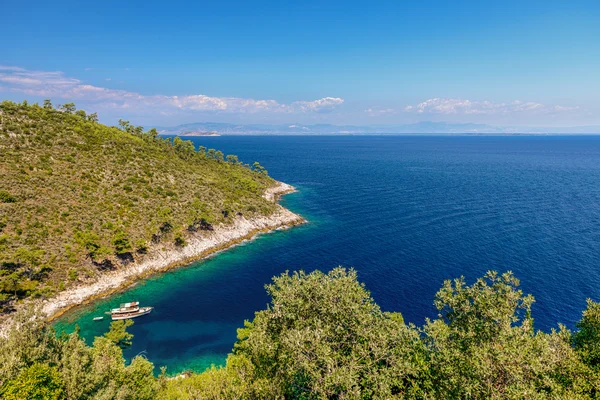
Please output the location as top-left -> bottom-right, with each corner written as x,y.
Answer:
55,135 -> 600,374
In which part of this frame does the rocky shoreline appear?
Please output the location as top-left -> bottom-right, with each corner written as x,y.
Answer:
2,181 -> 304,329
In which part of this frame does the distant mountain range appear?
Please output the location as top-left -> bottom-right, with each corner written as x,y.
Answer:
156,121 -> 600,136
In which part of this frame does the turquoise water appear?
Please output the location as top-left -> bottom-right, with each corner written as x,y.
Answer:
55,136 -> 600,374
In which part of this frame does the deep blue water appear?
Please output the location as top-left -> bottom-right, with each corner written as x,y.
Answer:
56,136 -> 600,374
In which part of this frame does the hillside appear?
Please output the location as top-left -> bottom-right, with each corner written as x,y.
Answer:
0,100 -> 285,313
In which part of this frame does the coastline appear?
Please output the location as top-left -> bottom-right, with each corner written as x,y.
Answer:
3,181 -> 304,327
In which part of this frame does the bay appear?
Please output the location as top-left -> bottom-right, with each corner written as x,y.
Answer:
56,136 -> 600,374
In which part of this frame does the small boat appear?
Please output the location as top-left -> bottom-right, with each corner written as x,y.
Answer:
93,316 -> 104,321
108,301 -> 153,320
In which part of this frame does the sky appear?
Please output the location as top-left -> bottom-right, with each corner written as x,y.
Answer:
1,0 -> 599,128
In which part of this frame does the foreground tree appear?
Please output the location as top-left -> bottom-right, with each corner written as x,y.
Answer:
104,320 -> 134,348
0,307 -> 157,399
228,268 -> 428,399
4,269 -> 600,399
424,271 -> 592,398
2,363 -> 64,400
573,300 -> 600,395
575,300 -> 600,368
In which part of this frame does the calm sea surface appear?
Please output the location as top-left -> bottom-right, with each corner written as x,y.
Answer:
55,136 -> 600,374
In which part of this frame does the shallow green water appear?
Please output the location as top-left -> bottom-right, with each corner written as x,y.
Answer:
54,189 -> 319,373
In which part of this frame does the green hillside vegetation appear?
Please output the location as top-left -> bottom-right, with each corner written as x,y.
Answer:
0,100 -> 276,312
2,269 -> 600,399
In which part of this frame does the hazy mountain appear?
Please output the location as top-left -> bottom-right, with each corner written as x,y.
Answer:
156,121 -> 600,135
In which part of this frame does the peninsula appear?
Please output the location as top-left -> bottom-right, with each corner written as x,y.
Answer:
0,100 -> 304,322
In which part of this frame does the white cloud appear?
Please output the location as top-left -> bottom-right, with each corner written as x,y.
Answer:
0,66 -> 26,72
0,69 -> 80,88
291,97 -> 344,112
0,66 -> 344,115
365,107 -> 395,116
404,98 -> 578,115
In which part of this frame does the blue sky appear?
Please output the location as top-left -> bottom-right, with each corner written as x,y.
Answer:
1,0 -> 599,127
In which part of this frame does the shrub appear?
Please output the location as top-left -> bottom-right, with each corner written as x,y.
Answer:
174,234 -> 186,247
0,190 -> 16,203
112,231 -> 132,255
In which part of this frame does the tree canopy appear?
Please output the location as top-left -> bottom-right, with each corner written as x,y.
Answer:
2,269 -> 600,398
122,269 -> 600,399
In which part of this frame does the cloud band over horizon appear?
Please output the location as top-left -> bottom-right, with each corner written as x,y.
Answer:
403,98 -> 578,116
0,66 -> 344,116
0,65 -> 583,126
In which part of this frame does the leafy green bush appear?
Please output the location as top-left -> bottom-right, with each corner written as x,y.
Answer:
1,363 -> 65,400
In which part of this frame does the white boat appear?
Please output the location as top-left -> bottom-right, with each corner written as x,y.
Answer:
93,316 -> 104,321
108,301 -> 153,320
